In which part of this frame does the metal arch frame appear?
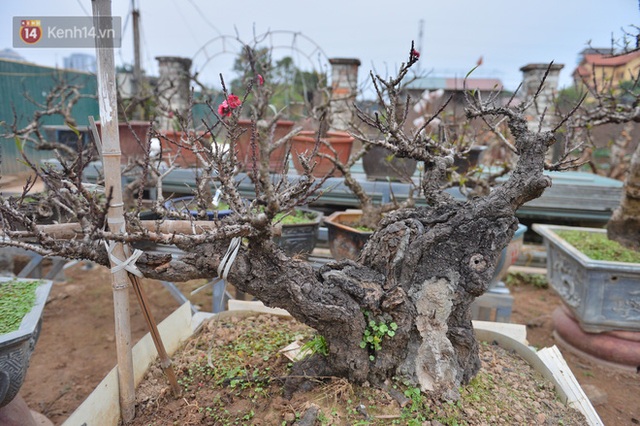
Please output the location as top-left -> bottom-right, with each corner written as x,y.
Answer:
191,30 -> 330,82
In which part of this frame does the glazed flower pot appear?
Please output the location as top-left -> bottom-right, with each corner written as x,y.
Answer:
324,210 -> 373,261
0,278 -> 53,408
291,131 -> 354,177
362,145 -> 417,181
272,208 -> 323,257
159,130 -> 212,168
235,120 -> 295,174
96,122 -> 152,164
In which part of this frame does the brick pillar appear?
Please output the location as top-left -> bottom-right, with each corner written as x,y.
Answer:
519,63 -> 564,132
329,58 -> 361,132
156,56 -> 192,130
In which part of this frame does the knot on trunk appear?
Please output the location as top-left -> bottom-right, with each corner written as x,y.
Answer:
468,254 -> 487,272
319,260 -> 386,310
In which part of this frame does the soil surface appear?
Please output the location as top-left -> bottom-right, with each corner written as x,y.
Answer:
130,313 -> 586,425
15,262 -> 640,425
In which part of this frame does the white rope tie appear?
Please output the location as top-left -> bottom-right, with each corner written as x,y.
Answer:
211,188 -> 222,208
105,241 -> 144,277
104,218 -> 142,277
217,237 -> 241,281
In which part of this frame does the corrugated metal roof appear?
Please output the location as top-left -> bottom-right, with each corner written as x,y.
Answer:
0,59 -> 99,174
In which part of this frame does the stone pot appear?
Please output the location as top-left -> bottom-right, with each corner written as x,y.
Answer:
0,278 -> 53,408
64,304 -> 601,426
533,224 -> 640,333
533,224 -> 640,370
235,120 -> 295,174
362,145 -> 417,181
291,131 -> 354,177
163,198 -> 321,256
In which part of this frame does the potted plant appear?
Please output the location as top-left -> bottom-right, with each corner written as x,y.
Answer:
532,224 -> 640,368
272,208 -> 323,257
0,277 -> 53,408
158,129 -> 213,168
164,197 -> 322,256
62,306 -> 597,425
362,145 -> 418,181
235,119 -> 296,174
324,210 -> 374,261
291,130 -> 354,177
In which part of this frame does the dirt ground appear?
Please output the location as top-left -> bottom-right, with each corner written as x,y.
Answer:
14,260 -> 639,425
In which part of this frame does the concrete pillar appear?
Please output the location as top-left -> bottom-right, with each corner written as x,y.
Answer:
155,56 -> 192,130
329,58 -> 361,132
519,63 -> 564,132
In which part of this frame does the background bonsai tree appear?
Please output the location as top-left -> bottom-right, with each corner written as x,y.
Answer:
0,44 -> 597,401
563,30 -> 640,250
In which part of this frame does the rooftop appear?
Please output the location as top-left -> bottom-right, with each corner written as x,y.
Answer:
405,77 -> 503,92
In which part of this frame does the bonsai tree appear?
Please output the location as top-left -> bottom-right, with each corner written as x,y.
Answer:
0,44 -> 588,402
565,34 -> 640,250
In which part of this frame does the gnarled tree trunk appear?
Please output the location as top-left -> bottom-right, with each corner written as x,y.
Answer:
134,109 -> 552,400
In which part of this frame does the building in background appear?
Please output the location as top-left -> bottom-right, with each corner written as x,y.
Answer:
0,58 -> 98,174
63,53 -> 97,73
573,48 -> 640,90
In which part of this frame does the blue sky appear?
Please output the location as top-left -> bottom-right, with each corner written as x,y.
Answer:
1,0 -> 638,95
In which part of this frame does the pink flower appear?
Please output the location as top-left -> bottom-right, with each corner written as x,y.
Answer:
218,100 -> 231,117
227,94 -> 241,109
411,49 -> 420,60
217,94 -> 242,118
257,74 -> 264,86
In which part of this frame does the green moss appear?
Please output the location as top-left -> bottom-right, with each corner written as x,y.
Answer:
0,279 -> 42,335
273,209 -> 318,225
556,230 -> 640,263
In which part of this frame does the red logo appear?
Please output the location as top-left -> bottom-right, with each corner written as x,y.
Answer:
20,20 -> 42,44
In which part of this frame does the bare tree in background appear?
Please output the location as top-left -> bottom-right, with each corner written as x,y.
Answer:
566,29 -> 640,250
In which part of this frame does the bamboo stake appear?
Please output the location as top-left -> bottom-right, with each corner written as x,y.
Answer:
92,0 -> 135,421
129,274 -> 181,396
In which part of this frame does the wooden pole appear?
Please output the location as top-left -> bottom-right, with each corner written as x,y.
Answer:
132,2 -> 142,99
92,0 -> 136,421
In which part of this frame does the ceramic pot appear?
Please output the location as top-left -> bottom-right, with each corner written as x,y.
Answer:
235,120 -> 295,174
291,131 -> 354,177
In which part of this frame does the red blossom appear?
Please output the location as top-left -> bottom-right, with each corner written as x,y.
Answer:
217,94 -> 242,118
217,100 -> 231,117
257,74 -> 264,86
227,94 -> 241,109
411,49 -> 420,60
